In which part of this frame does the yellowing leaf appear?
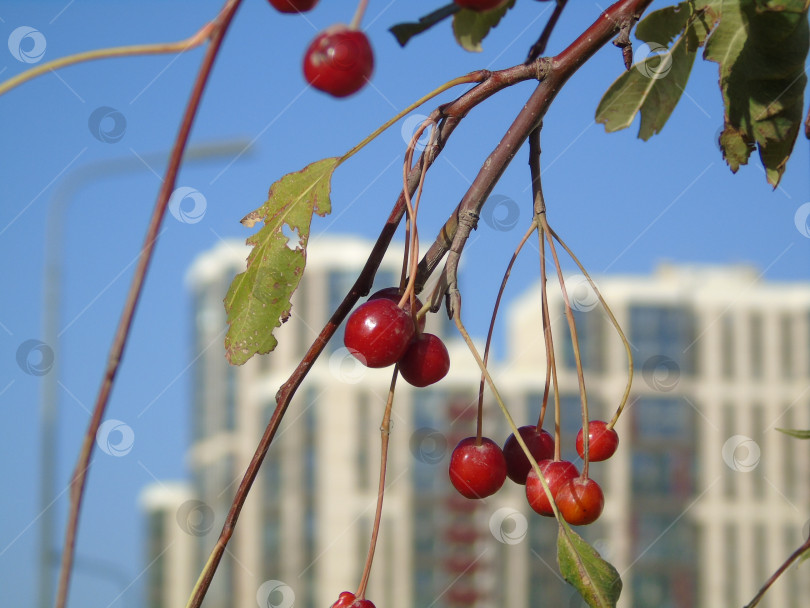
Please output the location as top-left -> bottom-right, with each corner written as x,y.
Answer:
224,157 -> 339,365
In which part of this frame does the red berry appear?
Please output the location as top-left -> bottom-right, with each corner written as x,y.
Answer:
368,287 -> 426,332
502,426 -> 555,484
525,460 -> 578,516
575,420 -> 619,462
454,0 -> 505,11
267,0 -> 318,13
555,477 -> 605,526
398,333 -> 450,387
449,437 -> 507,499
303,26 -> 373,97
331,591 -> 375,608
344,299 -> 415,368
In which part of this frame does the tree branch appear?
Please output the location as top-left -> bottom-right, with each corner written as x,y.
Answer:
54,2 -> 243,607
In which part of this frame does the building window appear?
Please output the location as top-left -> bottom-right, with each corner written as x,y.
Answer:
633,397 -> 693,441
561,308 -> 605,372
779,314 -> 794,379
629,305 -> 696,376
750,313 -> 764,379
146,511 -> 166,608
720,313 -> 734,380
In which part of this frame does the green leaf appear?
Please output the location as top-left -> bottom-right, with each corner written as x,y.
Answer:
635,2 -> 693,47
452,0 -> 516,52
776,428 -> 810,439
704,0 -> 809,187
224,157 -> 340,366
389,4 -> 460,48
596,7 -> 718,140
557,522 -> 622,607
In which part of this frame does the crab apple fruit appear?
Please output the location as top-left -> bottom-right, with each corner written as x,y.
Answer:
453,0 -> 506,11
267,0 -> 318,13
525,459 -> 578,516
398,333 -> 450,387
303,26 -> 373,97
331,591 -> 375,608
368,287 -> 426,332
555,477 -> 605,526
449,437 -> 507,499
344,299 -> 415,368
502,425 -> 555,484
576,420 -> 619,462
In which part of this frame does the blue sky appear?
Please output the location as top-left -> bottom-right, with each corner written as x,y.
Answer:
1,1 -> 808,607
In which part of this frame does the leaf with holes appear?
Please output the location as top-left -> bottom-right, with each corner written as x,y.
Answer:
557,522 -> 622,608
596,4 -> 718,140
224,157 -> 340,365
704,0 -> 809,187
452,0 -> 516,52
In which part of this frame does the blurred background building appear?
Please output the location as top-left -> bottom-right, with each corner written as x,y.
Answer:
140,236 -> 810,608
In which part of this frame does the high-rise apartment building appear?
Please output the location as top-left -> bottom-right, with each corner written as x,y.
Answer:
141,236 -> 810,608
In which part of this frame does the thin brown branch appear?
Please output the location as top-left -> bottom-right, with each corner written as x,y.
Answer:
526,0 -> 569,63
442,0 -> 655,313
356,368 -> 398,599
54,2 -> 244,607
744,535 -> 810,608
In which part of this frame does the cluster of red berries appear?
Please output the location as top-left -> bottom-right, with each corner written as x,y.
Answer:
449,421 -> 619,526
344,288 -> 450,387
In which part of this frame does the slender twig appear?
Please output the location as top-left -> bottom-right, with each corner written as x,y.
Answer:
438,0 -> 655,308
528,128 -> 555,443
451,293 -> 563,519
743,536 -> 810,608
350,0 -> 370,30
541,216 -> 590,477
356,368 -> 398,599
0,22 -> 215,98
476,222 -> 536,442
526,0 -> 569,63
545,224 -> 633,429
54,2 -> 243,608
